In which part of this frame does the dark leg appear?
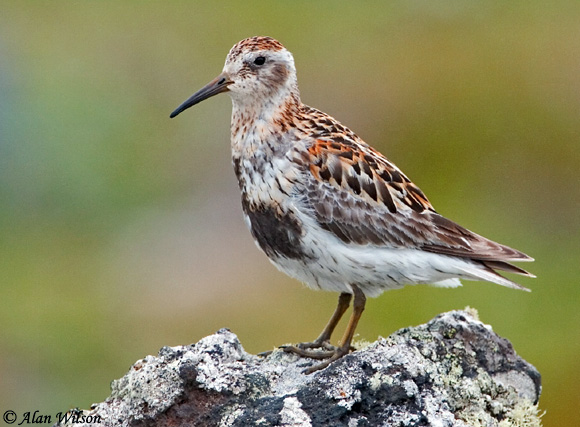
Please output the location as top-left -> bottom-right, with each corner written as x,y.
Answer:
302,292 -> 352,348
258,292 -> 351,358
281,292 -> 351,356
284,285 -> 366,374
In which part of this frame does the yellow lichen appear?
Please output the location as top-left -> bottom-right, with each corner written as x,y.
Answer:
498,400 -> 544,427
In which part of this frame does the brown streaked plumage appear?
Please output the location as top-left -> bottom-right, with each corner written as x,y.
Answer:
170,36 -> 534,373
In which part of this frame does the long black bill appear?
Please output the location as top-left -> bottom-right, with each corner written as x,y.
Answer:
170,72 -> 231,118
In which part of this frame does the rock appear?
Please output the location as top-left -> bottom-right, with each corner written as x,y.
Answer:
54,309 -> 542,427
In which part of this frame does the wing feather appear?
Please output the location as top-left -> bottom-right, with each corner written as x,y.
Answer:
298,137 -> 533,273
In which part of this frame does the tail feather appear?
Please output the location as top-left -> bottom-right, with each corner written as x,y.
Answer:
425,213 -> 535,263
480,260 -> 536,278
458,262 -> 531,292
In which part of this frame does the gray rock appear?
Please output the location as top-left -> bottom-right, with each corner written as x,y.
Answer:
54,309 -> 542,427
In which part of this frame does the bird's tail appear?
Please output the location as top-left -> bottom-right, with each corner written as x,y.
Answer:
459,260 -> 535,291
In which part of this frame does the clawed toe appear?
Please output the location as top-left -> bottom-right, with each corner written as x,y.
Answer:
281,345 -> 336,360
269,286 -> 365,373
258,341 -> 340,359
302,347 -> 350,374
281,343 -> 352,373
296,340 -> 337,351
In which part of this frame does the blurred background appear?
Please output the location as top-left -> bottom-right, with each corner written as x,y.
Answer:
0,1 -> 578,425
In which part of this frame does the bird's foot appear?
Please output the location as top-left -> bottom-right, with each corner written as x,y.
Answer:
297,340 -> 338,351
282,341 -> 353,373
258,340 -> 338,358
258,340 -> 336,358
280,339 -> 337,357
282,345 -> 351,374
281,345 -> 335,360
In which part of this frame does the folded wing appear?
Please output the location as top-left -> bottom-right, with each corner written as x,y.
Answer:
296,138 -> 533,287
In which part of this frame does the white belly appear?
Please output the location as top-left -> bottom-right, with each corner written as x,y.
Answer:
263,214 -> 465,298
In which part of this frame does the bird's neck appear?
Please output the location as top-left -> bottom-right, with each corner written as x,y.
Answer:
230,90 -> 301,156
229,90 -> 301,197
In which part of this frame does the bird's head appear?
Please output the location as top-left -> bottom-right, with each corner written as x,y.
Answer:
170,36 -> 299,118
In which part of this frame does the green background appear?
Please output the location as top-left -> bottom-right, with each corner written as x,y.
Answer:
1,2 -> 578,426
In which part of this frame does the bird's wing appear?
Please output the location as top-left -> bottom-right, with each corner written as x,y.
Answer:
296,137 -> 533,265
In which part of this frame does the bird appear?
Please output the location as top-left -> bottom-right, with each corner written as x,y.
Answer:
169,36 -> 534,373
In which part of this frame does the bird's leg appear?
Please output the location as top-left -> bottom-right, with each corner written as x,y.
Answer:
304,285 -> 366,373
281,292 -> 351,357
300,292 -> 353,351
284,285 -> 366,373
259,292 -> 351,358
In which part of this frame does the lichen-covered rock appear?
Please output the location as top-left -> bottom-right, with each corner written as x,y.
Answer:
54,309 -> 542,427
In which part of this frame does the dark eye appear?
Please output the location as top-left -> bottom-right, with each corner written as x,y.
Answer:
253,56 -> 266,66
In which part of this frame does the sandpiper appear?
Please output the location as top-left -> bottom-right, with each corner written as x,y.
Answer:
170,36 -> 534,373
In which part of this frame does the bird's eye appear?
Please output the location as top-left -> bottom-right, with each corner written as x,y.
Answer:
253,56 -> 266,66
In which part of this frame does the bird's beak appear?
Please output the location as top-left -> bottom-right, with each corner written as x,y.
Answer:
170,72 -> 232,118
